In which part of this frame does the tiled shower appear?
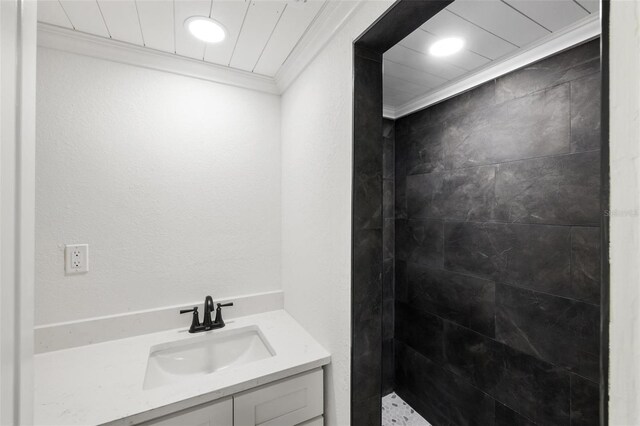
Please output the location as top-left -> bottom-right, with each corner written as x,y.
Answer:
382,39 -> 602,426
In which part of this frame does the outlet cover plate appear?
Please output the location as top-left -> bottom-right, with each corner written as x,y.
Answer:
65,244 -> 89,274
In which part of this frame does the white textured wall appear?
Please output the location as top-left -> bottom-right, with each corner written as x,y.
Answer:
280,2 -> 392,425
609,1 -> 640,424
36,48 -> 282,325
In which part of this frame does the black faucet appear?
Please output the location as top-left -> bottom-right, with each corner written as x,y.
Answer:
180,295 -> 234,333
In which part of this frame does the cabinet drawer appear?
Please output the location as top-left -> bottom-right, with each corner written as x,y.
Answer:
234,369 -> 323,426
297,416 -> 323,426
143,397 -> 232,426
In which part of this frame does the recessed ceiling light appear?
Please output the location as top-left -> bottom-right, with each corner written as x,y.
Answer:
429,37 -> 465,57
185,16 -> 227,44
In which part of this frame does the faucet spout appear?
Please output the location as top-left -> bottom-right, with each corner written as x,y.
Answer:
180,295 -> 233,333
203,295 -> 214,328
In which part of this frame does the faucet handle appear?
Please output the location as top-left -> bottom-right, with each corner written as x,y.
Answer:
214,302 -> 234,326
180,307 -> 202,333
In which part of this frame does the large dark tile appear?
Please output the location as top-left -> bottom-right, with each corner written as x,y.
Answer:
406,171 -> 446,219
395,175 -> 407,219
382,338 -> 394,396
406,263 -> 495,336
383,218 -> 394,260
353,53 -> 382,177
406,165 -> 496,221
395,259 -> 408,303
383,118 -> 395,180
397,81 -> 497,132
405,123 -> 445,175
352,393 -> 381,426
352,349 -> 382,400
382,297 -> 394,341
352,229 -> 382,357
430,80 -> 497,124
571,72 -> 601,153
571,227 -> 601,304
383,180 -> 394,219
495,283 -> 600,381
443,321 -> 571,425
395,301 -> 444,364
353,173 -> 381,230
383,258 -> 394,301
444,222 -> 571,297
395,124 -> 408,179
395,341 -> 495,426
383,136 -> 395,179
354,45 -> 381,62
444,83 -> 571,169
495,39 -> 600,103
494,151 -> 600,226
396,219 -> 444,268
494,402 -> 536,426
383,117 -> 395,138
571,375 -> 600,426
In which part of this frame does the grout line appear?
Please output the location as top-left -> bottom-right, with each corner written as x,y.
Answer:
133,0 -> 145,47
57,0 -> 75,30
404,148 -> 601,175
573,0 -> 592,14
384,57 -> 449,85
445,9 -> 521,49
500,0 -> 553,33
397,302 -> 600,387
393,65 -> 599,123
202,0 -> 214,61
569,79 -> 574,149
396,256 -> 601,305
278,0 -> 328,68
95,0 -> 112,39
399,215 -> 601,229
252,3 -> 288,73
228,1 -> 251,67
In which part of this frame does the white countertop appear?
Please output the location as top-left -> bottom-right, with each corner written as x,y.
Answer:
34,310 -> 331,426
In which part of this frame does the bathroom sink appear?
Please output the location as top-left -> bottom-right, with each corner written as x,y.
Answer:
143,326 -> 275,389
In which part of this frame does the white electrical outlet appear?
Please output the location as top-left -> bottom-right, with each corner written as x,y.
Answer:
65,244 -> 89,274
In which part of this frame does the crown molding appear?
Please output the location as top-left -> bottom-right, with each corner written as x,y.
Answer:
37,1 -> 365,97
383,104 -> 396,119
37,23 -> 280,95
388,12 -> 601,119
274,0 -> 364,93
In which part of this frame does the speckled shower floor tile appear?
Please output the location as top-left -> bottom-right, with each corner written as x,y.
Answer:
382,392 -> 432,426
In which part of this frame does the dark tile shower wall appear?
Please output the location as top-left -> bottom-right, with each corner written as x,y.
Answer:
393,39 -> 601,426
352,45 -> 383,425
382,118 -> 395,396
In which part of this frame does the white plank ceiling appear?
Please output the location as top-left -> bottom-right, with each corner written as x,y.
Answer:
37,0 -> 325,77
383,0 -> 599,109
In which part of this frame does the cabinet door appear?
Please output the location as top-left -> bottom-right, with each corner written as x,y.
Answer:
234,369 -> 323,426
144,397 -> 233,426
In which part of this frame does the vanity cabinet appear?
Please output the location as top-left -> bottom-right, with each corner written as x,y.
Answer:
143,369 -> 323,426
145,397 -> 233,426
234,368 -> 323,426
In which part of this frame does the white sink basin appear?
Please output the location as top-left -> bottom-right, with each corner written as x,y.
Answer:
143,325 -> 275,390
